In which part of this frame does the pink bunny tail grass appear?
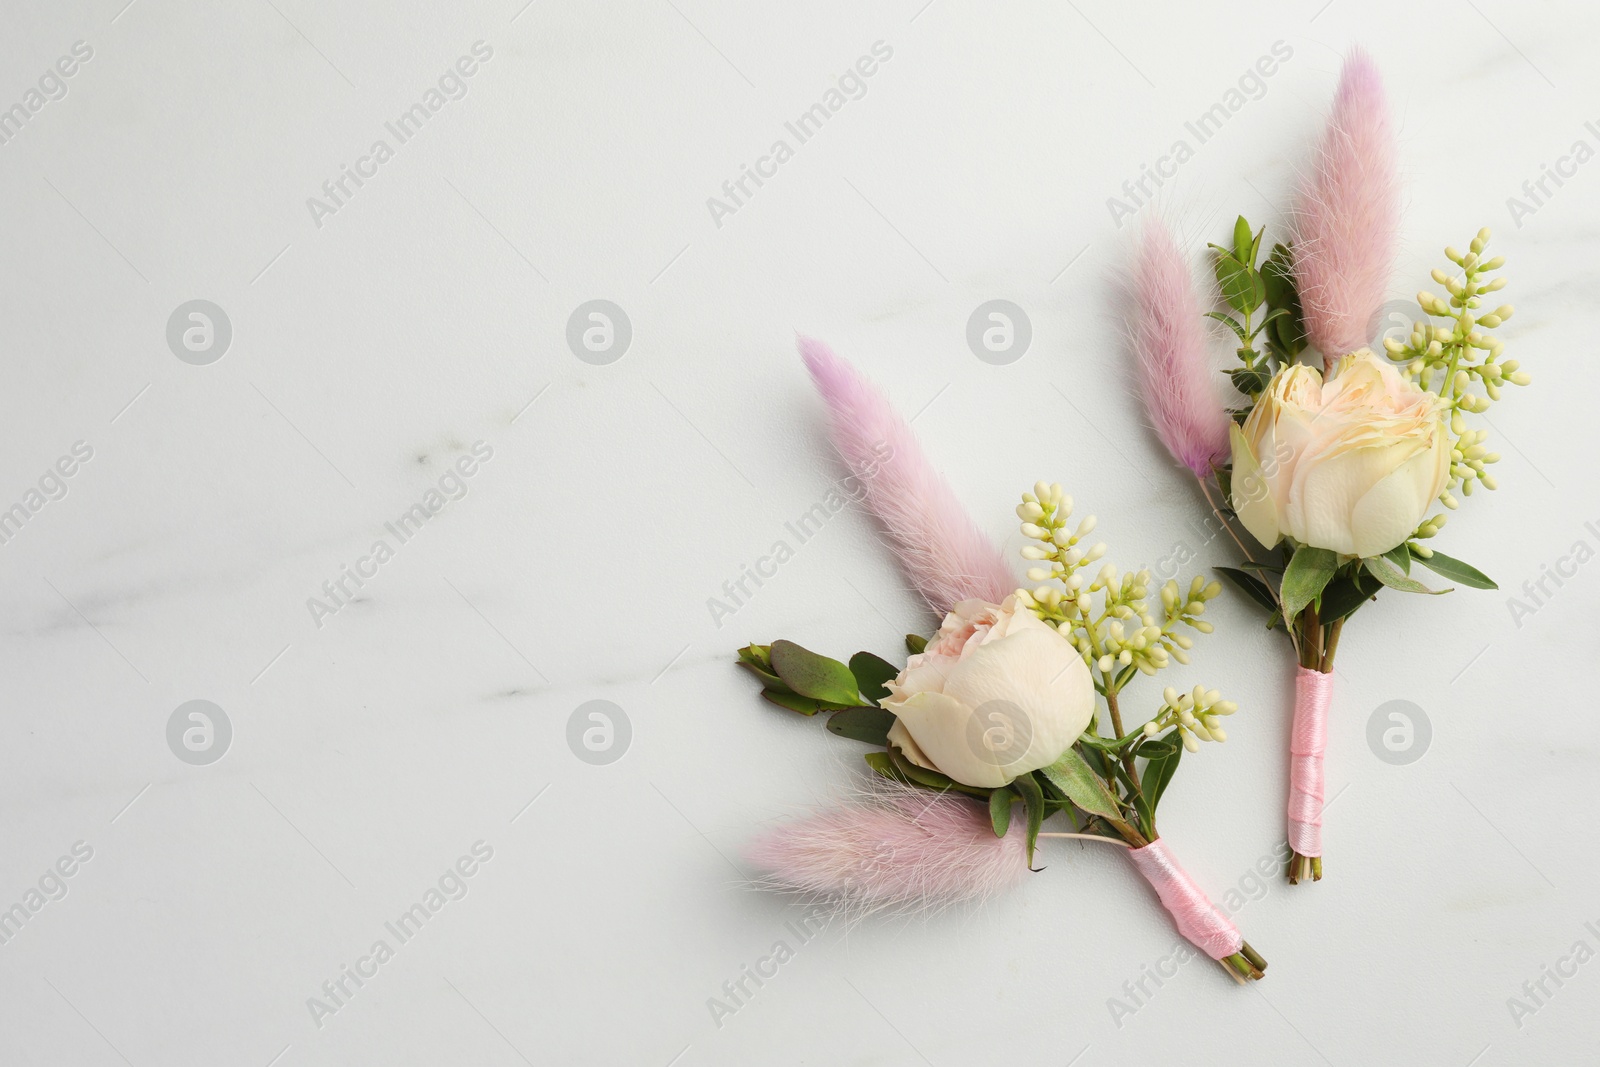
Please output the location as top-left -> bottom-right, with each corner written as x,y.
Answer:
798,336 -> 1016,614
1131,221 -> 1231,477
745,780 -> 1028,916
1292,47 -> 1399,366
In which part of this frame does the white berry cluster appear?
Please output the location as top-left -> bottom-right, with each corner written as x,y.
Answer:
1141,685 -> 1239,752
1011,482 -> 1233,748
1384,228 -> 1529,525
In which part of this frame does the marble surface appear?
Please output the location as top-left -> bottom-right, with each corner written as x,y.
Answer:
1,1 -> 1597,1064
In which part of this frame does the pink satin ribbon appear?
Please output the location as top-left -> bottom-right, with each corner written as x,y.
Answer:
1126,838 -> 1242,960
1287,666 -> 1333,857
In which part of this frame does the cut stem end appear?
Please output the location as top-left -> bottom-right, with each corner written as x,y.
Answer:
1287,850 -> 1323,884
1220,944 -> 1267,983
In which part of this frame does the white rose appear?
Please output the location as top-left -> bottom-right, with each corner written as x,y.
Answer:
882,596 -> 1095,789
1230,349 -> 1450,559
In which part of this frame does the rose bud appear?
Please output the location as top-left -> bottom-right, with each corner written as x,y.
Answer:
882,596 -> 1095,788
1229,350 -> 1451,559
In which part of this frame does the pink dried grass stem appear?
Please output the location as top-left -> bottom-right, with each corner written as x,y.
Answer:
798,336 -> 1016,614
1292,47 -> 1399,366
745,781 -> 1028,914
1130,221 -> 1232,476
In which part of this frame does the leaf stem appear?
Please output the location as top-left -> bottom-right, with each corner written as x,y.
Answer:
1320,617 -> 1344,673
1103,688 -> 1137,768
1298,603 -> 1323,670
1036,832 -> 1133,847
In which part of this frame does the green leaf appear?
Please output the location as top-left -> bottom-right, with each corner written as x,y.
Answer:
1413,548 -> 1497,589
1318,567 -> 1381,623
1364,555 -> 1450,595
1253,306 -> 1293,339
1134,735 -> 1178,760
1260,243 -> 1307,356
1012,772 -> 1045,866
1261,245 -> 1297,306
848,651 -> 899,704
769,640 -> 861,705
1205,310 -> 1251,344
885,745 -> 989,798
1233,216 -> 1255,263
863,750 -> 902,782
1077,731 -> 1141,753
1228,366 -> 1271,396
1215,255 -> 1266,315
736,658 -> 785,690
1038,748 -> 1122,822
737,642 -> 771,668
1141,734 -> 1185,814
826,706 -> 896,745
1280,545 -> 1338,621
904,633 -> 928,655
1134,792 -> 1155,840
760,690 -> 831,716
736,644 -> 785,688
1076,742 -> 1109,779
1383,543 -> 1412,575
1216,566 -> 1278,615
989,787 -> 1015,837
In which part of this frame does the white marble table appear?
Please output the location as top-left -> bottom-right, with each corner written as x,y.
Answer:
1,1 -> 1595,1064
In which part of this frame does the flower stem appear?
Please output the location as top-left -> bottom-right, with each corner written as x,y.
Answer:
1036,832 -> 1132,847
1220,943 -> 1267,982
1320,617 -> 1344,673
1103,685 -> 1143,796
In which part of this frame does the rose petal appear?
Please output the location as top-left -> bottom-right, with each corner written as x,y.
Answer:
1230,423 -> 1282,549
1349,434 -> 1449,557
881,690 -> 1011,789
941,628 -> 1095,777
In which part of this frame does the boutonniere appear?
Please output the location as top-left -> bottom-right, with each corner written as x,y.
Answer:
1129,50 -> 1527,883
737,338 -> 1266,982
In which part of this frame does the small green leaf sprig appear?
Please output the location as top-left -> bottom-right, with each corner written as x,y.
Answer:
1383,228 -> 1530,522
1204,216 -> 1308,405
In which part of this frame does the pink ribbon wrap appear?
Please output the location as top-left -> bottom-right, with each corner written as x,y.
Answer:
1126,838 -> 1242,960
1287,666 -> 1333,857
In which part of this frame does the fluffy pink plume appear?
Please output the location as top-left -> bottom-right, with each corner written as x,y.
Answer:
1131,221 -> 1231,476
1292,48 -> 1399,366
798,336 -> 1015,614
746,781 -> 1028,912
